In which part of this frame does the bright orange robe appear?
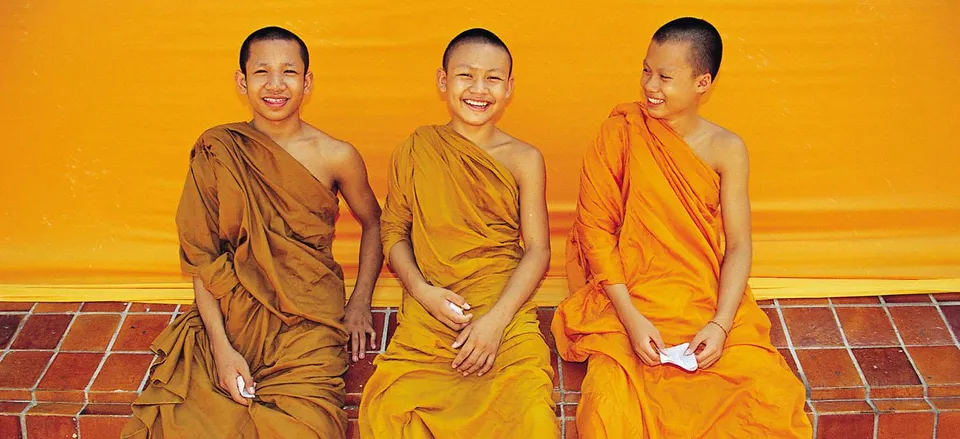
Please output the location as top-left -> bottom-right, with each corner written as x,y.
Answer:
552,103 -> 811,438
359,126 -> 558,439
124,123 -> 348,438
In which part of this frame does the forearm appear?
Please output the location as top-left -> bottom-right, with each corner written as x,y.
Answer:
348,223 -> 384,306
603,282 -> 640,321
487,246 -> 550,321
713,245 -> 751,328
388,240 -> 431,301
193,277 -> 232,352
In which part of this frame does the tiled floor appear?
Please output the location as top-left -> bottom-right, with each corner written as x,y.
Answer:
1,295 -> 959,438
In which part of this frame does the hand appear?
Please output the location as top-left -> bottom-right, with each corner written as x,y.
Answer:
212,341 -> 255,406
411,284 -> 473,331
451,313 -> 509,377
686,321 -> 728,369
621,308 -> 665,366
344,298 -> 377,362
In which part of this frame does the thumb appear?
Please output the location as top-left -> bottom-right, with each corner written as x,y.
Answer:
451,326 -> 471,349
239,369 -> 255,395
685,334 -> 703,356
651,332 -> 666,352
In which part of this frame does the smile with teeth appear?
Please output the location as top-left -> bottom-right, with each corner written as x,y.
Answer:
463,99 -> 490,109
647,97 -> 664,105
263,97 -> 288,106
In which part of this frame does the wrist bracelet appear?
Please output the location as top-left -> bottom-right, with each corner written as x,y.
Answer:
707,320 -> 729,337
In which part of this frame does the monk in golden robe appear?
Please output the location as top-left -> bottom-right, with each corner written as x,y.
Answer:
359,28 -> 558,438
552,18 -> 811,438
123,27 -> 383,439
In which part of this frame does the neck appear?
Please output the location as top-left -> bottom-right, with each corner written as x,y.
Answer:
446,118 -> 498,149
662,108 -> 702,138
249,113 -> 303,146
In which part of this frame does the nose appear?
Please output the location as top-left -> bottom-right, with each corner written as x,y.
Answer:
468,76 -> 487,93
266,72 -> 286,91
642,74 -> 659,94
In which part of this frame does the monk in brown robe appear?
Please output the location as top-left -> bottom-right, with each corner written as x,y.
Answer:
123,26 -> 383,439
358,28 -> 558,438
552,18 -> 812,438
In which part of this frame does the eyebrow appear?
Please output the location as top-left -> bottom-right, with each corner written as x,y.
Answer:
453,64 -> 506,73
253,61 -> 298,67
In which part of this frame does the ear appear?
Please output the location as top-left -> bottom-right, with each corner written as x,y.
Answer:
505,75 -> 515,100
695,72 -> 713,94
235,70 -> 248,94
304,70 -> 314,95
436,68 -> 448,92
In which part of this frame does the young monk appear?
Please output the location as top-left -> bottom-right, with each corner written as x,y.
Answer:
123,26 -> 383,439
358,28 -> 558,438
552,17 -> 812,438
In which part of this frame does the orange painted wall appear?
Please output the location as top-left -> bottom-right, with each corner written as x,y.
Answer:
1,1 -> 958,301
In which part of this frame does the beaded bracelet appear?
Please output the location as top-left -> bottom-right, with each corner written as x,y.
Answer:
707,320 -> 729,337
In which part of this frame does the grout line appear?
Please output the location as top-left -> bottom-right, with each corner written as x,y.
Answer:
827,298 -> 878,439
85,303 -> 131,406
773,300 -> 813,400
806,398 -> 818,437
932,301 -> 960,348
880,296 -> 939,439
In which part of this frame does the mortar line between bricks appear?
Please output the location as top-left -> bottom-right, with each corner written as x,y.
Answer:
879,296 -> 940,439
828,298 -> 878,439
773,300 -> 812,399
85,303 -> 131,406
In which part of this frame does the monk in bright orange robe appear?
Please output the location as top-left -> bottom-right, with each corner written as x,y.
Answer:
553,18 -> 811,439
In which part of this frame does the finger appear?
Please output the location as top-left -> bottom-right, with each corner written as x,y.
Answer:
464,350 -> 488,376
478,353 -> 496,376
686,334 -> 705,356
641,339 -> 660,364
635,344 -> 654,366
695,343 -> 716,364
367,326 -> 378,350
357,329 -> 368,360
459,348 -> 485,375
452,343 -> 475,370
651,332 -> 666,352
447,307 -> 473,325
446,293 -> 471,310
238,363 -> 256,396
451,326 -> 471,349
351,332 -> 361,362
228,374 -> 249,406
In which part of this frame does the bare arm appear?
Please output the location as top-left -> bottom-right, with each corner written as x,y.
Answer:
686,135 -> 751,368
193,277 -> 230,349
713,137 -> 752,330
334,144 -> 385,361
487,148 -> 551,323
336,146 -> 384,309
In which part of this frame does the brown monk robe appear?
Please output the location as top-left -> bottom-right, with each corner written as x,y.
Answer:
123,123 -> 348,438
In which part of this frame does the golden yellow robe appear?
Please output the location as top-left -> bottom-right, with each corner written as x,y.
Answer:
123,123 -> 348,439
359,126 -> 558,439
552,103 -> 811,438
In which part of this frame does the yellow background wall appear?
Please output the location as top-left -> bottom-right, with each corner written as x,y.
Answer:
2,0 -> 958,303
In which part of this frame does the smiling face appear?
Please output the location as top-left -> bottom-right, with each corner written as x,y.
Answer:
641,39 -> 712,120
235,39 -> 312,123
437,42 -> 514,128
